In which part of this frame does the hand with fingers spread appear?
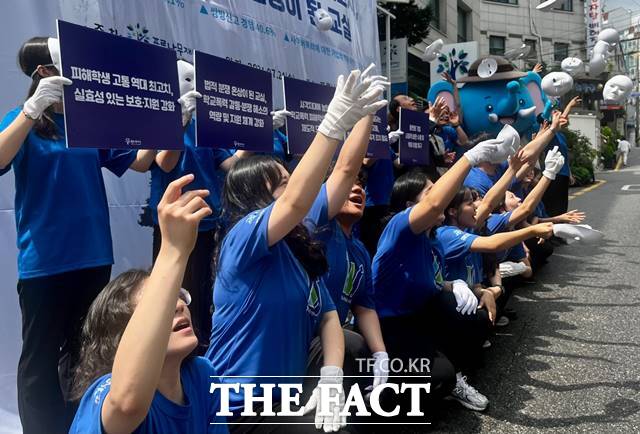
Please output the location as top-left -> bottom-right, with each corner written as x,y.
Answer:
557,209 -> 586,224
428,96 -> 448,123
157,174 -> 212,256
318,64 -> 389,140
449,110 -> 461,126
532,63 -> 544,74
23,76 -> 72,120
388,129 -> 404,144
543,146 -> 565,180
302,366 -> 346,432
177,90 -> 202,127
271,109 -> 293,130
452,280 -> 478,315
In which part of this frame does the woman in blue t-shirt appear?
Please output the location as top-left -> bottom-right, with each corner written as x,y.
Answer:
70,175 -> 227,434
0,37 -> 155,434
207,68 -> 388,431
372,136 -> 517,413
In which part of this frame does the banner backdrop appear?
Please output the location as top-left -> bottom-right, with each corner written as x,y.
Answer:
0,1 -> 380,431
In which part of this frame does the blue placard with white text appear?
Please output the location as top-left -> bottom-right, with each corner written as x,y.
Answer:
58,20 -> 183,150
399,108 -> 430,166
366,108 -> 391,159
194,51 -> 273,151
283,76 -> 336,155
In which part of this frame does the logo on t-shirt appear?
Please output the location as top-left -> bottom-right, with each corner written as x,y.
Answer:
307,279 -> 322,317
433,256 -> 444,289
465,264 -> 476,287
341,261 -> 364,303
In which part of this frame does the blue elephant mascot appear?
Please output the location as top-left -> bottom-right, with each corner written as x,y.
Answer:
428,56 -> 549,139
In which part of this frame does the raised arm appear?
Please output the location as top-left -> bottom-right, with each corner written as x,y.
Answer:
129,150 -> 157,173
475,150 -> 525,227
470,222 -> 553,252
520,111 -> 562,165
509,147 -> 564,226
0,76 -> 71,169
268,68 -> 387,246
326,115 -> 375,219
408,135 -> 516,233
102,175 -> 211,434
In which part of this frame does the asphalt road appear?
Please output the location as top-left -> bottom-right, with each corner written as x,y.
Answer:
425,151 -> 640,433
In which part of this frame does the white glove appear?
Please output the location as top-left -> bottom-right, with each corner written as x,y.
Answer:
271,109 -> 293,130
452,279 -> 478,315
543,145 -> 565,180
464,137 -> 516,167
499,261 -> 528,278
177,90 -> 202,127
318,64 -> 389,140
23,76 -> 72,120
553,223 -> 604,245
372,351 -> 389,388
303,366 -> 346,432
388,130 -> 404,144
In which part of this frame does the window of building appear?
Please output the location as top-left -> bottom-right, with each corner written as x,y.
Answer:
458,7 -> 469,42
429,0 -> 441,30
524,39 -> 537,61
486,0 -> 518,5
554,43 -> 569,62
553,0 -> 573,11
489,36 -> 506,55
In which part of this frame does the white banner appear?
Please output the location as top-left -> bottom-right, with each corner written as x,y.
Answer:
586,0 -> 602,55
0,1 -> 380,431
380,37 -> 407,83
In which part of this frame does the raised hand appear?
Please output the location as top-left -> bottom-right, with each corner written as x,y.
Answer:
271,109 -> 293,130
23,76 -> 72,119
542,146 -> 565,180
157,174 -> 212,256
177,90 -> 202,127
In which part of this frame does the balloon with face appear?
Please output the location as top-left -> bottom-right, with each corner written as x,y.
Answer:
598,28 -> 620,47
177,60 -> 194,96
592,40 -> 614,58
603,75 -> 633,103
561,57 -> 584,76
314,8 -> 333,31
541,72 -> 574,98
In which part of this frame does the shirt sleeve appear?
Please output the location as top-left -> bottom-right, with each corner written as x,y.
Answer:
98,149 -> 137,177
207,370 -> 229,433
221,204 -> 274,273
304,184 -> 329,232
213,148 -> 234,169
0,108 -> 24,176
486,212 -> 513,234
68,377 -> 112,434
436,227 -> 479,260
386,208 -> 419,250
319,279 -> 336,314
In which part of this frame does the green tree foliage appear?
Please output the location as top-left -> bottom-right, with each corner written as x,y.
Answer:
377,0 -> 433,46
562,128 -> 597,186
600,126 -> 623,169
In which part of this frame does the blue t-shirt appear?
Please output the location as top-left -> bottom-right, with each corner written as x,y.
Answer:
544,132 -> 570,178
305,186 -> 375,324
150,121 -> 232,232
273,130 -> 287,161
463,161 -> 512,196
365,147 -> 395,207
372,208 -> 445,318
435,225 -> 482,287
206,203 -> 336,412
436,125 -> 460,154
486,212 -> 514,262
0,107 -> 135,279
70,357 -> 228,434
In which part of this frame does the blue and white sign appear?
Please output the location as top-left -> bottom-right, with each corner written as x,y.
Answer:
367,108 -> 391,159
58,20 -> 183,150
283,77 -> 335,155
195,51 -> 272,151
399,108 -> 430,166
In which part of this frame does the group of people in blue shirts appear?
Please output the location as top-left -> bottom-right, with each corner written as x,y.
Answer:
1,37 -> 585,434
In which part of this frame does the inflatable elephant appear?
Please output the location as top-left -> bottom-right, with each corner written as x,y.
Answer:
428,56 -> 548,139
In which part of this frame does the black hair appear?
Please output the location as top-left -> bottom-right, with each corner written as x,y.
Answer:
377,170 -> 432,235
18,37 -> 60,140
387,93 -> 405,128
214,155 -> 328,280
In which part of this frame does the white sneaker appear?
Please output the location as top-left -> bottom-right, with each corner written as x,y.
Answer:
496,316 -> 510,327
446,374 -> 489,411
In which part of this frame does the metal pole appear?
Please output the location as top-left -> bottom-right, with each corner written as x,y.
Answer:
376,5 -> 396,96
